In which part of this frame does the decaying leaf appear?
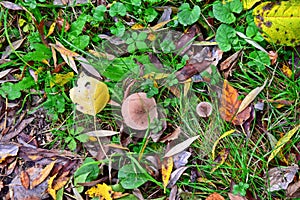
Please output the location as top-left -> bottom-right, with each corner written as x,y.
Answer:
219,80 -> 251,125
282,64 -> 293,78
164,135 -> 199,157
236,31 -> 267,53
206,192 -> 225,200
162,157 -> 173,193
173,151 -> 191,169
287,180 -> 300,198
1,38 -> 26,60
211,148 -> 230,173
160,127 -> 181,143
228,193 -> 248,200
237,79 -> 267,114
0,143 -> 19,163
75,56 -> 101,79
50,72 -> 74,87
167,167 -> 189,188
0,1 -> 24,10
268,124 -> 300,163
69,72 -> 110,116
48,173 -> 58,199
212,129 -> 236,159
31,160 -> 56,189
20,170 -> 30,189
253,1 -> 300,46
85,183 -> 113,200
267,165 -> 299,192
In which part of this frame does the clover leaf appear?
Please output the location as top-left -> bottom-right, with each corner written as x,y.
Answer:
216,24 -> 238,52
213,0 -> 242,24
93,5 -> 106,22
109,2 -> 127,17
177,3 -> 201,26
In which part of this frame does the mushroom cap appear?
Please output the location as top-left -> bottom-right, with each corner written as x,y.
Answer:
121,92 -> 158,130
196,102 -> 213,117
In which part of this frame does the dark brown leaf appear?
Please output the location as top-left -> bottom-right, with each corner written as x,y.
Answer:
20,170 -> 30,189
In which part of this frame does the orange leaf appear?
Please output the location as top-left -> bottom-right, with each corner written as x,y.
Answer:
20,170 -> 30,189
162,156 -> 173,193
31,160 -> 56,189
219,80 -> 251,125
53,171 -> 70,190
206,192 -> 225,200
282,64 -> 292,78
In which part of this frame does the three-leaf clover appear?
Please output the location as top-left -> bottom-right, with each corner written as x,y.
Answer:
233,182 -> 249,196
126,32 -> 148,53
177,3 -> 201,26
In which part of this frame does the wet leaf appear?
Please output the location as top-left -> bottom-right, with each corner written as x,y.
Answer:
86,183 -> 113,200
212,129 -> 236,159
267,165 -> 299,192
164,135 -> 199,158
162,157 -> 173,193
219,80 -> 251,125
32,161 -> 56,189
253,1 -> 300,46
237,79 -> 267,114
206,192 -> 225,200
69,72 -> 110,116
268,124 -> 300,163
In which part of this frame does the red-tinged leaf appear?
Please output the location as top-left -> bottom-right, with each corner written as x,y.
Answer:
34,19 -> 49,47
31,161 -> 56,189
219,80 -> 251,125
268,51 -> 278,65
162,157 -> 173,193
0,1 -> 24,10
206,192 -> 225,200
20,170 -> 30,189
56,17 -> 70,32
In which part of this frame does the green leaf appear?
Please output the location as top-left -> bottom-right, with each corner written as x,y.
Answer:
177,3 -> 201,26
127,43 -> 136,53
253,1 -> 300,46
109,2 -> 127,17
213,0 -> 243,24
75,134 -> 89,142
248,51 -> 270,71
144,8 -> 158,22
23,43 -> 52,62
68,14 -> 87,39
131,0 -> 141,6
93,5 -> 106,22
73,35 -> 90,50
136,41 -> 148,50
110,21 -> 125,37
216,24 -> 237,52
67,138 -> 77,151
118,164 -> 151,189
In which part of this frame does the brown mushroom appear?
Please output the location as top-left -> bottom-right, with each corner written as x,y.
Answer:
196,102 -> 213,117
121,92 -> 158,130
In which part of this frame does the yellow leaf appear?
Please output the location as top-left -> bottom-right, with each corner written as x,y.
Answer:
19,18 -> 26,27
50,72 -> 74,88
268,124 -> 300,163
131,24 -> 144,30
242,0 -> 261,10
46,22 -> 56,38
150,19 -> 171,31
48,173 -> 58,200
86,183 -> 113,200
253,1 -> 300,46
69,72 -> 110,116
211,129 -> 236,160
211,148 -> 230,173
31,160 -> 56,189
282,64 -> 292,78
162,157 -> 173,193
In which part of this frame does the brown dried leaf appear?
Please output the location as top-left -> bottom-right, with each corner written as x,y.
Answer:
0,143 -> 19,163
206,192 -> 225,200
220,50 -> 242,79
20,170 -> 30,189
219,80 -> 251,125
31,160 -> 56,189
287,180 -> 300,198
160,127 -> 181,143
53,171 -> 69,190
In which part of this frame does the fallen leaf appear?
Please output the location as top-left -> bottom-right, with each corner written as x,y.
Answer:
69,72 -> 110,116
164,135 -> 199,157
167,167 -> 189,188
268,124 -> 300,163
219,80 -> 251,125
287,180 -> 300,198
162,157 -> 173,193
53,171 -> 70,190
1,38 -> 26,59
50,72 -> 74,87
0,68 -> 13,79
242,0 -> 261,10
220,50 -> 243,71
237,79 -> 267,114
75,56 -> 101,79
32,160 -> 56,189
228,193 -> 248,200
169,185 -> 178,200
150,19 -> 171,31
282,64 -> 293,78
157,7 -> 172,23
46,22 -> 56,38
0,1 -> 24,10
85,130 -> 119,137
47,173 -> 58,199
206,192 -> 225,200
160,127 -> 181,143
212,129 -> 236,160
50,40 -> 79,73
173,151 -> 191,169
0,143 -> 19,163
267,165 -> 299,192
20,170 -> 30,189
268,51 -> 278,65
211,148 -> 230,173
236,31 -> 267,53
131,24 -> 144,30
85,183 -> 113,200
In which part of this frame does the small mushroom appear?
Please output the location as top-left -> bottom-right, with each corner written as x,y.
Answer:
121,92 -> 158,130
196,102 -> 213,117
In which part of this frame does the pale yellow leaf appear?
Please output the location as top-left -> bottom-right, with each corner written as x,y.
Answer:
164,135 -> 199,158
69,72 -> 110,116
85,130 -> 119,137
268,124 -> 300,163
50,72 -> 74,88
47,173 -> 58,200
237,79 -> 267,114
212,129 -> 236,160
150,19 -> 171,31
162,157 -> 173,193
